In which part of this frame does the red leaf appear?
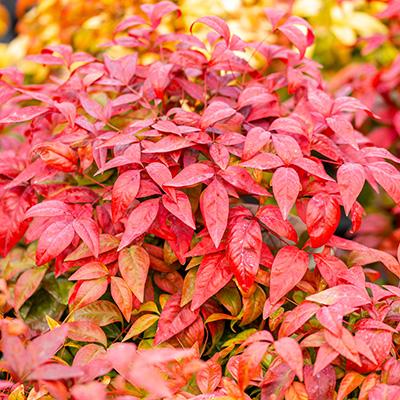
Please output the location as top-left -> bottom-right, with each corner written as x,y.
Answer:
278,302 -> 320,338
118,198 -> 160,250
68,321 -> 107,346
146,162 -> 173,187
270,246 -> 309,304
112,170 -> 141,222
291,157 -> 334,181
165,163 -> 215,188
146,1 -> 180,28
36,220 -> 75,265
69,278 -> 108,310
154,293 -> 199,345
147,62 -> 173,98
275,15 -> 314,58
118,245 -> 150,302
262,358 -> 295,400
271,167 -> 301,220
227,215 -> 262,292
162,192 -> 196,229
351,248 -> 400,277
314,254 -> 348,287
337,163 -> 365,215
191,253 -> 233,310
326,115 -> 357,148
0,187 -> 36,257
142,135 -> 193,153
71,300 -> 123,326
209,143 -> 230,170
275,337 -> 303,381
256,205 -> 298,242
219,166 -> 269,196
79,94 -> 107,121
316,306 -> 343,336
306,193 -> 340,248
27,325 -> 69,366
200,178 -> 229,248
314,343 -> 339,376
34,142 -> 78,172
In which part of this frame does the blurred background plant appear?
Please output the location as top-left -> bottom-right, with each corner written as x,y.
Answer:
0,1 -> 394,72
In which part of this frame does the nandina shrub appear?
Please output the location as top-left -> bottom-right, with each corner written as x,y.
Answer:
2,2 -> 400,399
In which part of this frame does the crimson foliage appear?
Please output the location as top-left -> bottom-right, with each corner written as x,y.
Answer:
1,2 -> 400,399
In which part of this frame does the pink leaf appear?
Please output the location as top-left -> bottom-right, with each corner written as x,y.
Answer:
307,284 -> 371,308
25,200 -> 71,219
240,152 -> 284,170
200,101 -> 236,129
275,337 -> 304,381
28,364 -> 83,380
192,16 -> 230,45
271,167 -> 301,220
0,106 -> 48,123
337,163 -> 365,215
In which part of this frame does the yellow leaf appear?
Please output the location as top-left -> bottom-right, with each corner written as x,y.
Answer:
9,385 -> 25,400
123,314 -> 159,341
46,315 -> 60,330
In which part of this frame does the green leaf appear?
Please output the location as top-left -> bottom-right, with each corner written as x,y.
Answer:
70,300 -> 123,326
42,273 -> 73,305
215,285 -> 242,316
21,289 -> 65,332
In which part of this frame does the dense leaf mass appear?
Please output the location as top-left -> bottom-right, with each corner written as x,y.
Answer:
1,1 -> 400,399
